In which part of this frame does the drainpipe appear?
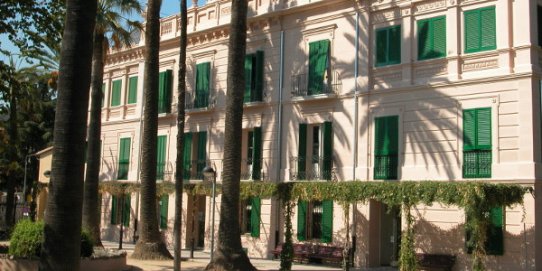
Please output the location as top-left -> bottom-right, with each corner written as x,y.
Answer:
275,30 -> 285,248
351,11 -> 360,268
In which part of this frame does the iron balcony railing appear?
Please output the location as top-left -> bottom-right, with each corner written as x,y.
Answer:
185,91 -> 215,110
184,159 -> 209,180
373,155 -> 398,180
289,155 -> 334,181
463,150 -> 491,178
240,158 -> 263,181
291,70 -> 342,97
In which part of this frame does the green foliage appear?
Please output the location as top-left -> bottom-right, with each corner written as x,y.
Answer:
9,219 -> 43,258
80,228 -> 94,257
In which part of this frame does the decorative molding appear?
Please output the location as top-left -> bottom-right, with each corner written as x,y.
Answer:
221,6 -> 231,16
159,59 -> 176,69
414,0 -> 447,14
191,49 -> 217,61
462,58 -> 499,72
301,24 -> 337,41
414,62 -> 448,78
105,48 -> 144,66
373,8 -> 400,24
128,65 -> 139,75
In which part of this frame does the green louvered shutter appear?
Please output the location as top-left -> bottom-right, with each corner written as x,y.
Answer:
123,194 -> 131,227
244,54 -> 253,103
111,195 -> 117,224
183,133 -> 193,179
252,127 -> 262,180
196,62 -> 210,108
250,197 -> 261,237
298,123 -> 307,180
433,17 -> 446,58
156,135 -> 167,180
480,7 -> 496,51
309,40 -> 329,95
487,207 -> 504,255
118,138 -> 130,180
464,10 -> 480,53
158,70 -> 172,113
308,41 -> 320,95
160,194 -> 169,229
374,116 -> 398,180
127,76 -> 138,104
322,122 -> 333,181
476,108 -> 492,150
253,51 -> 264,102
388,26 -> 401,64
196,131 -> 207,177
418,17 -> 446,60
321,200 -> 333,243
417,19 -> 431,60
101,83 -> 106,107
376,28 -> 388,66
111,79 -> 122,106
463,109 -> 476,151
297,200 -> 308,241
387,116 -> 399,156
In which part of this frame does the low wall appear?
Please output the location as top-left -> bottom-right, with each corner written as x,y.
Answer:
0,254 -> 127,271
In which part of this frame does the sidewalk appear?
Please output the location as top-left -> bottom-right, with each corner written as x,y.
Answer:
103,241 -> 397,271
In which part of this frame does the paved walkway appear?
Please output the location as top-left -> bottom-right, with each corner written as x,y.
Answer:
103,241 -> 398,271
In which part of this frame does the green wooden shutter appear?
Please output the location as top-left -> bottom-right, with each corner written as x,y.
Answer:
487,207 -> 504,255
244,54 -> 253,103
308,41 -> 320,95
253,51 -> 264,102
418,17 -> 446,60
160,194 -> 169,229
313,40 -> 330,95
376,28 -> 388,66
127,76 -> 138,104
252,127 -> 262,180
388,26 -> 401,64
321,200 -> 333,243
476,108 -> 491,150
196,62 -> 210,108
322,122 -> 333,180
463,109 -> 476,151
250,197 -> 261,237
123,194 -> 131,227
196,131 -> 207,176
183,133 -> 193,180
101,83 -> 106,107
374,116 -> 398,180
111,195 -> 117,224
297,200 -> 308,241
387,116 -> 399,155
158,70 -> 172,113
117,138 -> 131,180
156,135 -> 167,180
480,7 -> 496,51
464,10 -> 480,53
417,19 -> 431,60
110,79 -> 122,106
432,17 -> 446,58
298,123 -> 307,180
374,117 -> 385,155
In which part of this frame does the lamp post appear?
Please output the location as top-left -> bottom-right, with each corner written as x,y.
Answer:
202,165 -> 216,261
22,154 -> 34,205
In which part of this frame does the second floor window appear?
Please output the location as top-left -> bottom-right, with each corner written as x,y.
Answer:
127,76 -> 138,104
375,25 -> 401,67
195,62 -> 211,108
374,116 -> 399,180
110,79 -> 122,107
156,135 -> 167,180
464,6 -> 496,53
308,40 -> 330,95
244,51 -> 264,103
117,137 -> 131,180
463,108 -> 492,178
296,122 -> 333,181
158,70 -> 173,114
182,131 -> 207,180
418,16 -> 446,60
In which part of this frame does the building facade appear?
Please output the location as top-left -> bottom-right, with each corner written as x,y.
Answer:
97,0 -> 542,269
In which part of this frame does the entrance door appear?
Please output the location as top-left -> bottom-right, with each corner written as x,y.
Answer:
186,195 -> 206,249
379,203 -> 401,266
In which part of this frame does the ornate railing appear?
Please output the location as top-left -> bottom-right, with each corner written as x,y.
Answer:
289,156 -> 334,181
373,155 -> 398,180
291,70 -> 341,97
240,158 -> 263,181
185,91 -> 215,110
463,150 -> 491,178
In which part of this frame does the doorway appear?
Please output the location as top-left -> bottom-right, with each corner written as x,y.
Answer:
379,203 -> 401,266
186,194 -> 206,249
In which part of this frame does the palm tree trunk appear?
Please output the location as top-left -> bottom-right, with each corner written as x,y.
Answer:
174,0 -> 188,270
131,0 -> 172,260
82,30 -> 105,248
5,77 -> 18,228
205,0 -> 256,270
39,0 -> 97,270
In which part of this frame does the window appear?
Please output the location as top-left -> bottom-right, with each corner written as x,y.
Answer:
156,135 -> 167,180
464,6 -> 496,53
195,62 -> 211,108
297,122 -> 333,181
463,108 -> 491,178
240,197 -> 261,237
466,207 -> 503,255
418,16 -> 446,60
159,194 -> 169,229
127,76 -> 138,104
374,116 -> 399,180
375,25 -> 401,66
110,194 -> 131,227
297,200 -> 333,243
117,138 -> 131,180
243,127 -> 262,180
308,40 -> 330,95
244,51 -> 264,103
182,131 -> 207,180
158,70 -> 173,114
110,79 -> 122,107
101,83 -> 106,108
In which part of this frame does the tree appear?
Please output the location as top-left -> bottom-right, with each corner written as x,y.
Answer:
131,0 -> 172,260
205,0 -> 256,270
38,0 -> 97,270
82,0 -> 142,248
173,0 -> 188,269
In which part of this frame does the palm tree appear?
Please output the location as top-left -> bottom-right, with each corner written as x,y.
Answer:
131,0 -> 172,260
173,0 -> 188,270
38,0 -> 97,269
205,0 -> 256,270
82,0 -> 142,248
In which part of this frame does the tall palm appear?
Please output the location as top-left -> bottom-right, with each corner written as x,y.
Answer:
131,0 -> 172,260
39,0 -> 97,269
82,0 -> 142,248
205,0 -> 256,270
173,0 -> 188,270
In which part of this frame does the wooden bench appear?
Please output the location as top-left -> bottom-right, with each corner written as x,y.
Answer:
309,245 -> 345,265
271,243 -> 345,266
416,253 -> 456,271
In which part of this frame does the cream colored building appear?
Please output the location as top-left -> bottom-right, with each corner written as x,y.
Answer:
98,0 -> 542,269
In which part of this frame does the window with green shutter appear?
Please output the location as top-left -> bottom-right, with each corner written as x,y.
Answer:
308,40 -> 330,95
196,131 -> 207,179
195,62 -> 210,108
375,25 -> 401,67
463,108 -> 492,178
158,70 -> 172,113
156,135 -> 167,180
110,79 -> 122,106
251,127 -> 262,180
297,123 -> 307,180
110,195 -> 118,225
374,116 -> 399,180
127,76 -> 138,104
297,200 -> 333,243
123,194 -> 130,227
117,138 -> 131,180
183,133 -> 193,180
321,122 -> 333,180
244,51 -> 265,103
297,200 -> 308,241
466,207 -> 503,255
418,16 -> 446,60
464,6 -> 496,53
321,200 -> 333,243
110,194 -> 130,226
160,195 -> 169,229
250,197 -> 261,237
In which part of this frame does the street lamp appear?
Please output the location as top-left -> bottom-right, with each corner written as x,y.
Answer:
202,165 -> 216,261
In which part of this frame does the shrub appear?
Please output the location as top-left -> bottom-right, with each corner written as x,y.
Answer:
80,228 -> 94,257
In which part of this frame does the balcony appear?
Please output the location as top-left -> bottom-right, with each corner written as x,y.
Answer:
240,158 -> 263,181
289,156 -> 334,181
291,70 -> 341,98
185,91 -> 215,111
183,159 -> 208,180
